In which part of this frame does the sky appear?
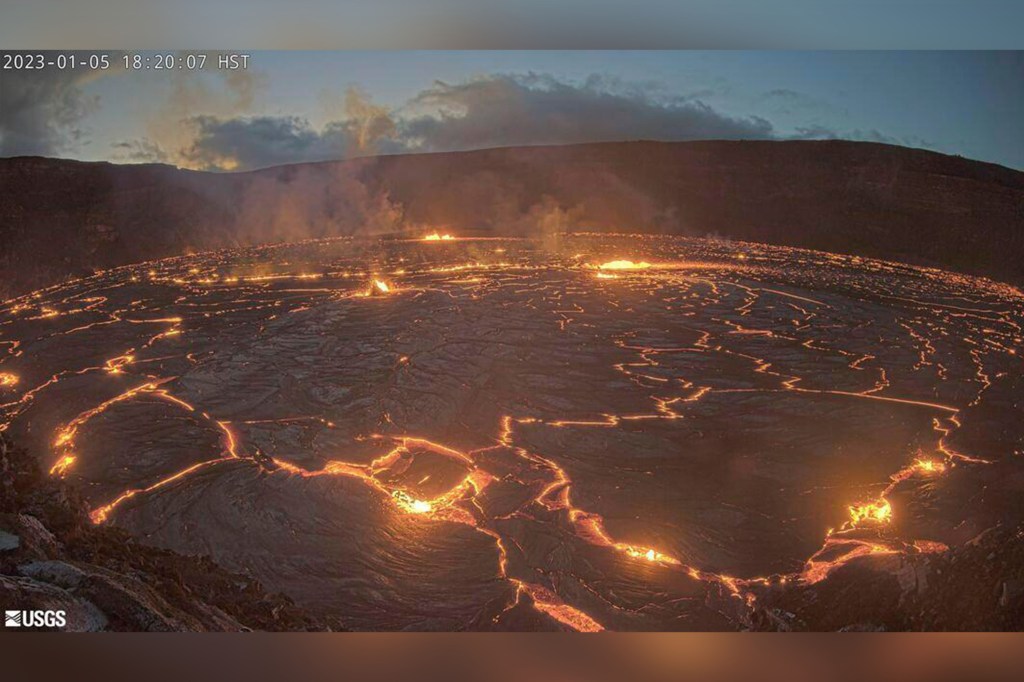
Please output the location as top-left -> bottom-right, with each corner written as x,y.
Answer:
2,50 -> 1022,170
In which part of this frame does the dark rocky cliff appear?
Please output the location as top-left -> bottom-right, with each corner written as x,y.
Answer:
2,140 -> 1022,297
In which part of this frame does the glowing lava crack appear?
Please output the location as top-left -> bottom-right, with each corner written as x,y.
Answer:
1,233 -> 1021,631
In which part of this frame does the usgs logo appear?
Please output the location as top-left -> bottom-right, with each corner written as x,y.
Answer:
5,609 -> 67,628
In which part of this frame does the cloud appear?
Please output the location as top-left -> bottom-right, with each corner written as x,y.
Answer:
30,70 -> 930,172
163,73 -> 775,170
111,138 -> 170,164
790,124 -> 841,140
399,73 -> 774,152
790,125 -> 933,149
179,116 -> 349,171
176,88 -> 408,171
0,62 -> 100,156
119,85 -> 402,170
143,66 -> 269,163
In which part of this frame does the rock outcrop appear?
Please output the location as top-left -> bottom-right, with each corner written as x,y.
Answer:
0,433 -> 339,631
751,525 -> 1024,631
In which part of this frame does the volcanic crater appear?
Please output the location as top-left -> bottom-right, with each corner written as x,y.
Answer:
2,233 -> 1022,630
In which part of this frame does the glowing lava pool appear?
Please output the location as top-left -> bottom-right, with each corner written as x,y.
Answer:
2,234 -> 1022,630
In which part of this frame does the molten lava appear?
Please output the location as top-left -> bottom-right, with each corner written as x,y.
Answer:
597,260 -> 652,271
912,458 -> 945,474
49,454 -> 76,477
2,233 -> 1018,631
847,498 -> 893,526
625,546 -> 676,564
392,490 -> 432,514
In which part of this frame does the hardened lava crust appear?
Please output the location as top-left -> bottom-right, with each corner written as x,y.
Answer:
2,234 -> 1022,631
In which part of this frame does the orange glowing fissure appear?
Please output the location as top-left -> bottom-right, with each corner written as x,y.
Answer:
46,378 -> 198,477
271,438 -> 483,525
840,455 -> 947,531
49,454 -> 76,477
13,240 -> 1006,630
846,498 -> 893,527
46,379 -> 963,623
355,278 -> 395,297
498,324 -> 974,600
597,260 -> 652,271
795,449 -> 956,584
265,430 -> 688,630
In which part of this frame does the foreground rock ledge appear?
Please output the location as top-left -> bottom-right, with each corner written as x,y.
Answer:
0,433 -> 341,632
